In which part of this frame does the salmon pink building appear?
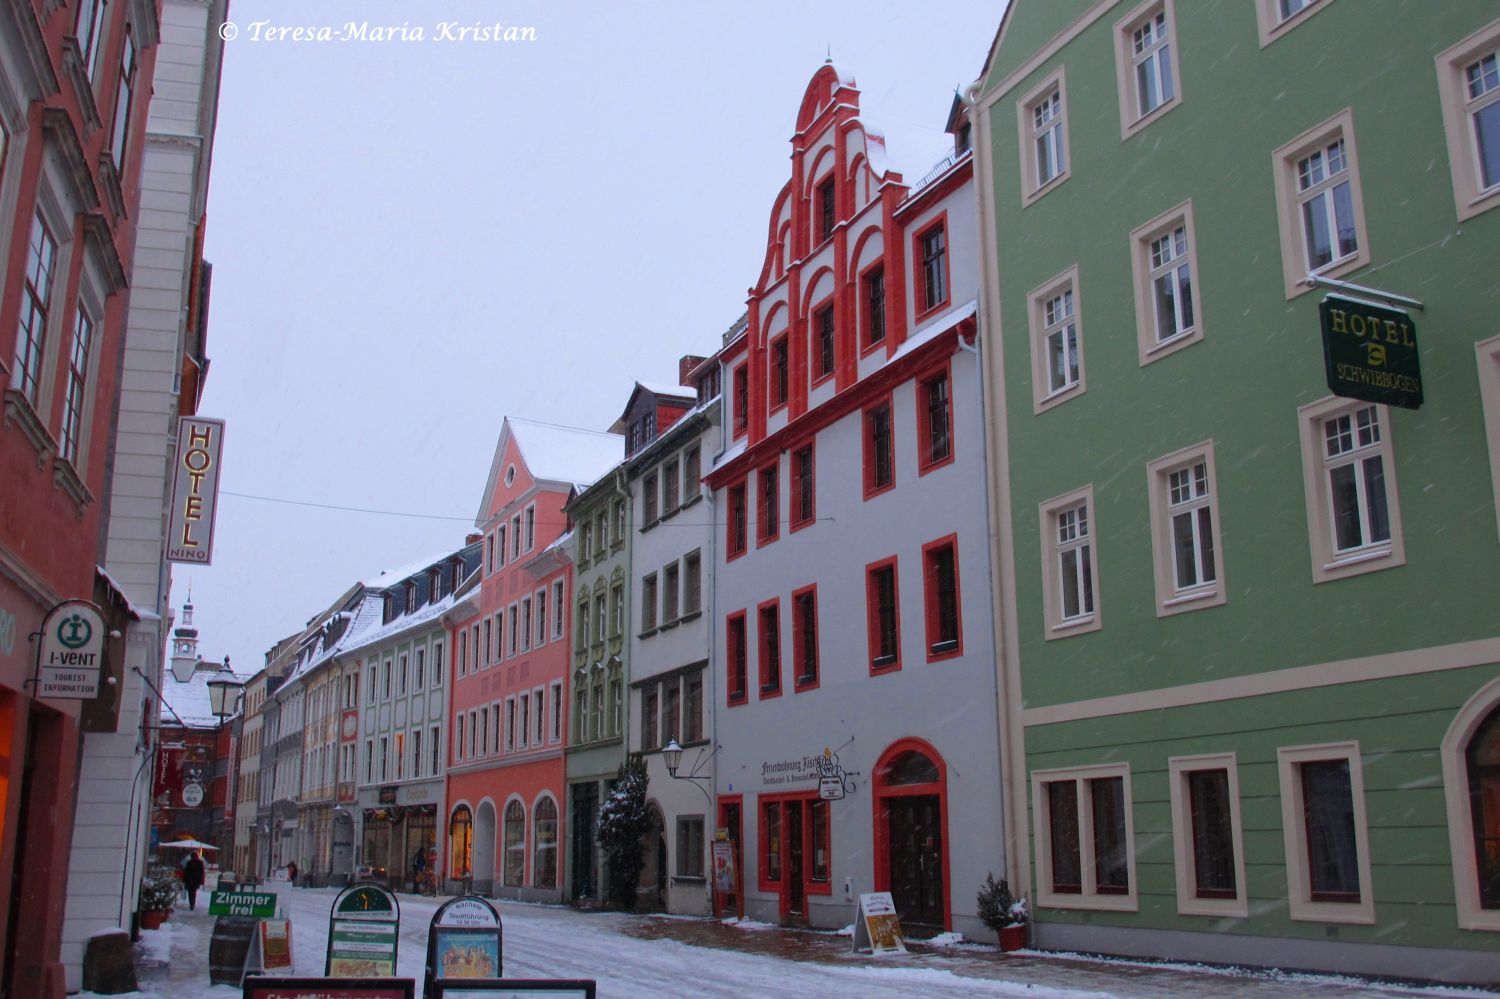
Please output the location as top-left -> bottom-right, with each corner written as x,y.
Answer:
446,417 -> 621,900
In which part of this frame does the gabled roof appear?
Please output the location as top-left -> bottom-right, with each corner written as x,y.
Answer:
618,381 -> 695,425
475,416 -> 624,524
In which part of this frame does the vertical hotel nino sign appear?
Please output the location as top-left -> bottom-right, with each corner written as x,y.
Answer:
167,417 -> 225,564
1319,295 -> 1423,410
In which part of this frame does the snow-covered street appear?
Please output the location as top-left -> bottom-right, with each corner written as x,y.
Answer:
89,887 -> 1500,999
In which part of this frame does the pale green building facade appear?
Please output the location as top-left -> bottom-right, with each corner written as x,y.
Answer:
972,1 -> 1500,983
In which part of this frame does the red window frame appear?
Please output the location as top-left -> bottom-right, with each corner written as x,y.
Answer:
757,597 -> 782,699
860,259 -> 887,357
757,461 -> 779,547
865,555 -> 901,674
790,442 -> 815,532
922,534 -> 963,662
726,481 -> 747,561
862,396 -> 896,500
769,333 -> 789,413
726,611 -> 748,706
916,361 -> 955,476
791,584 -> 819,692
817,175 -> 837,243
757,792 -> 833,896
913,213 -> 950,321
810,297 -> 836,387
732,362 -> 749,440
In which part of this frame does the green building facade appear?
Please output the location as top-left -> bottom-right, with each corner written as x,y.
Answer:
972,1 -> 1500,983
562,466 -> 631,904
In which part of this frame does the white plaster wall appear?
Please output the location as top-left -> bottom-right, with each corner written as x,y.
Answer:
711,343 -> 1005,938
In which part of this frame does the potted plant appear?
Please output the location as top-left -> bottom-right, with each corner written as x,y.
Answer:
138,874 -> 179,931
977,872 -> 1028,952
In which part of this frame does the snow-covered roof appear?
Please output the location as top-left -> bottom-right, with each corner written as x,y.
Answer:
507,417 -> 623,487
627,397 -> 715,470
161,663 -> 256,729
890,297 -> 978,364
635,381 -> 695,400
343,586 -> 463,653
362,548 -> 460,589
280,590 -> 385,689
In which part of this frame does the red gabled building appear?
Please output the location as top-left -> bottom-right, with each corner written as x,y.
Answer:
0,1 -> 162,993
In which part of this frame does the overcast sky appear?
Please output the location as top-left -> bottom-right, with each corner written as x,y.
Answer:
183,0 -> 1003,674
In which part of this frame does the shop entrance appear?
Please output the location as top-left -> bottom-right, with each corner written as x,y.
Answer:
762,794 -> 829,925
570,782 -> 598,900
887,795 -> 943,929
874,739 -> 950,934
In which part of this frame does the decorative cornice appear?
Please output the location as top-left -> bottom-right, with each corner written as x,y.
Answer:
81,212 -> 128,292
53,456 -> 93,520
3,388 -> 56,470
58,37 -> 101,132
40,108 -> 100,214
1,0 -> 60,98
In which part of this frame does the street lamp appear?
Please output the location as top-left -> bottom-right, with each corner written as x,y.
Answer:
660,737 -> 717,808
662,738 -> 684,777
206,662 -> 243,722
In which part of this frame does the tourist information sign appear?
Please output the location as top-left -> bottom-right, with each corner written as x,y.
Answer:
424,895 -> 503,998
326,883 -> 401,977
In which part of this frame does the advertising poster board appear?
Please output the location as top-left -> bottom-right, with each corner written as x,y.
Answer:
37,600 -> 105,699
711,841 -> 735,894
211,890 -> 279,917
424,896 -> 503,997
326,884 -> 401,977
430,981 -> 596,999
260,917 -> 293,971
851,892 -> 906,954
241,977 -> 414,999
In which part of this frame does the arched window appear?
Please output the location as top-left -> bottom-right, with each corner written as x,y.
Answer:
882,750 -> 940,786
1468,704 -> 1500,910
534,797 -> 558,889
503,800 -> 526,887
449,805 -> 473,879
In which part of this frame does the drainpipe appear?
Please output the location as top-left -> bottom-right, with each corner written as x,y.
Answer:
964,77 -> 1033,929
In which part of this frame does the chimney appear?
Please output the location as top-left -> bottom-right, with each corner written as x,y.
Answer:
465,532 -> 482,545
678,354 -> 708,386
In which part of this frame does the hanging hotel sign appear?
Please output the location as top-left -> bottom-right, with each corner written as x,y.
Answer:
167,416 -> 226,564
1319,295 -> 1422,410
37,599 -> 105,699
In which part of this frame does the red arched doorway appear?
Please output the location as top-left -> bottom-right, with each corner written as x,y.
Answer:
872,738 -> 950,933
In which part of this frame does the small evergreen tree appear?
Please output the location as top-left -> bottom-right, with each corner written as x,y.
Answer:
595,757 -> 650,911
976,872 -> 1018,932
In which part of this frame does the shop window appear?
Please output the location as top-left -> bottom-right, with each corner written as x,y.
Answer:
1032,763 -> 1137,911
1277,742 -> 1374,924
534,797 -> 558,889
503,800 -> 526,887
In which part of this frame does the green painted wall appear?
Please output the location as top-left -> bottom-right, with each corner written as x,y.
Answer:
984,0 -> 1500,707
979,0 -> 1500,962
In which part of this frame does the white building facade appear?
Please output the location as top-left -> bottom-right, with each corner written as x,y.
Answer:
705,65 -> 1006,939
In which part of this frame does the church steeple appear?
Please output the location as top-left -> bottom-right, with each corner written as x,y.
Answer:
169,595 -> 200,683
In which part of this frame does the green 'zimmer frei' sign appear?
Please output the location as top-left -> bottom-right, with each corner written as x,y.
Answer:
209,890 -> 277,917
1319,294 -> 1423,410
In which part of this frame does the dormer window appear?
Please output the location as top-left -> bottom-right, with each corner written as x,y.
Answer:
818,176 -> 836,242
405,582 -> 417,614
956,122 -> 972,155
430,568 -> 444,601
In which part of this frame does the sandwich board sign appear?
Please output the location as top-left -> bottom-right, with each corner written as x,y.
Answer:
326,883 -> 401,976
210,890 -> 278,918
424,895 -> 502,997
259,917 -> 293,971
851,891 -> 906,954
242,978 -> 414,999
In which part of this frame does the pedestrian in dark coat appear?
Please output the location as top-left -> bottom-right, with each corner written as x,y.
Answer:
182,853 -> 205,910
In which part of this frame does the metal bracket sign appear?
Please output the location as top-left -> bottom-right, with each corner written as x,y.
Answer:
1320,295 -> 1423,410
210,890 -> 278,918
326,884 -> 401,977
34,599 -> 105,699
424,895 -> 502,997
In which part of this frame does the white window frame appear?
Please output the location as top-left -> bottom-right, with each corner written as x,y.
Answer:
1038,484 -> 1101,639
1436,17 -> 1500,221
1167,753 -> 1248,918
1297,396 -> 1405,583
1272,108 -> 1370,299
1277,741 -> 1375,925
534,588 -> 548,647
1254,0 -> 1333,48
552,580 -> 565,640
1016,67 -> 1070,206
1130,201 -> 1203,364
1114,0 -> 1182,139
1031,762 -> 1137,912
549,679 -> 563,744
1440,674 -> 1500,931
524,502 -> 536,552
1476,334 -> 1500,540
1028,265 -> 1086,413
1146,441 -> 1225,616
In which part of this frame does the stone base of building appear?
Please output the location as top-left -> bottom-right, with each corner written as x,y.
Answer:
1033,921 -> 1500,987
